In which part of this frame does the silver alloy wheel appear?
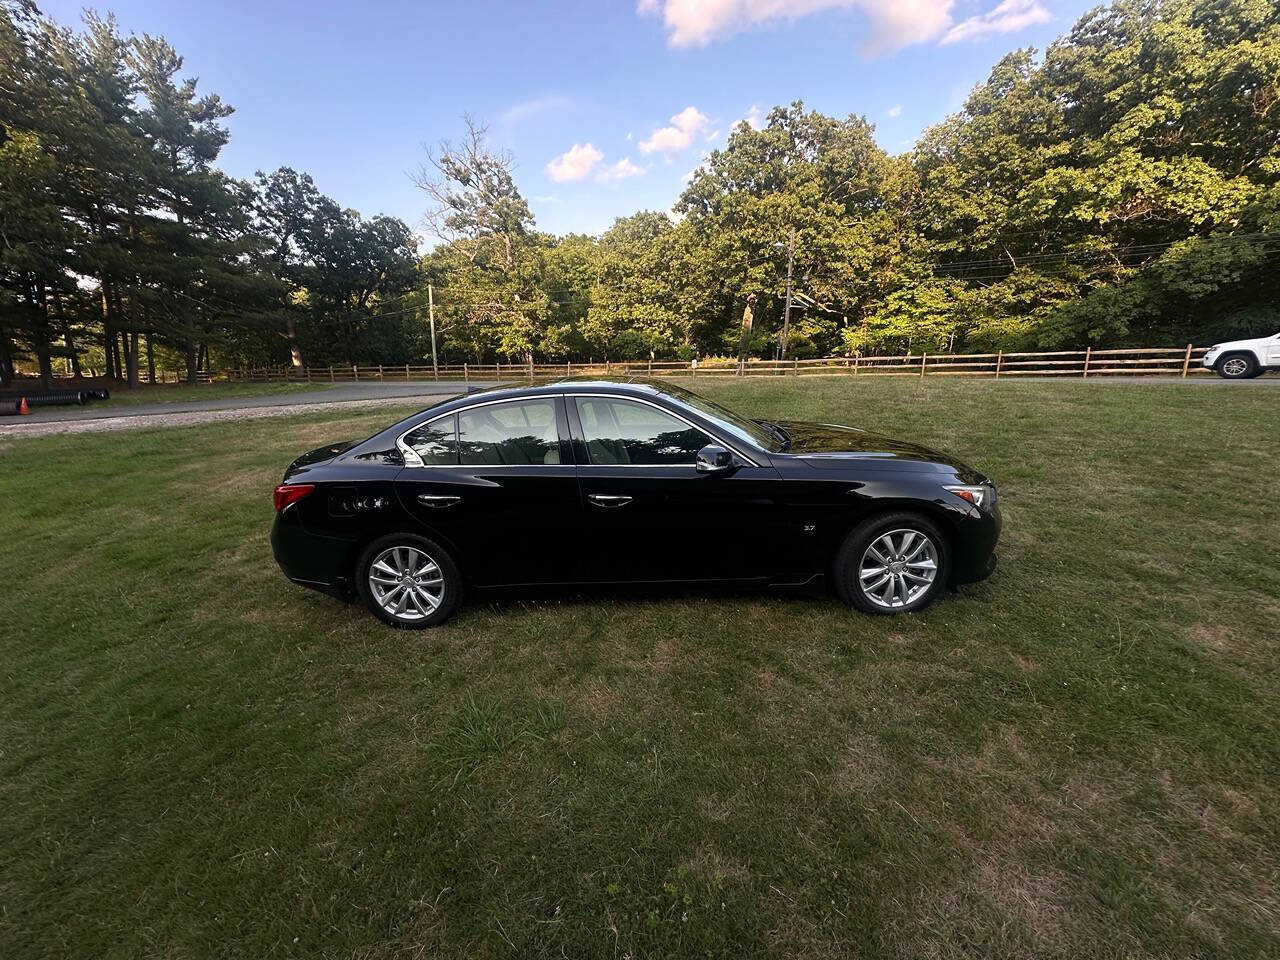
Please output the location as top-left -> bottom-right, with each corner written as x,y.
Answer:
367,545 -> 444,621
1222,357 -> 1248,377
858,528 -> 939,610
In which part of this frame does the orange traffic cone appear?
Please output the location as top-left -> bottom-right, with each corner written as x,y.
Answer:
18,396 -> 29,415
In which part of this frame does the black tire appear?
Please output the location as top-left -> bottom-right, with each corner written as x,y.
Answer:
1217,353 -> 1257,379
832,511 -> 950,615
355,533 -> 462,628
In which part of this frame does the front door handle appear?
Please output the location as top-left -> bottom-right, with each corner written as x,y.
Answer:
587,494 -> 633,508
417,494 -> 462,508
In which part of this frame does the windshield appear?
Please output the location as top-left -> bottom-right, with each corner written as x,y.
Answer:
656,381 -> 783,453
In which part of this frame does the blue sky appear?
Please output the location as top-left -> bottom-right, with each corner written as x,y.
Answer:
43,0 -> 1099,244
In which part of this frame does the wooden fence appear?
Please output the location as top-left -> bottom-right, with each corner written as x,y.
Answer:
227,344 -> 1211,384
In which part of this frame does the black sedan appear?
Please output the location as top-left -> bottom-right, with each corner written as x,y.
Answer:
271,378 -> 1000,627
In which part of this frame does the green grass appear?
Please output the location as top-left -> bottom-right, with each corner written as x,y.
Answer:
2,378 -> 1278,959
98,380 -> 332,406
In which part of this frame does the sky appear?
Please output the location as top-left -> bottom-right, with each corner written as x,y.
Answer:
41,0 -> 1101,245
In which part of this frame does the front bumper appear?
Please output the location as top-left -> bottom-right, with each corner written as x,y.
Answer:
949,502 -> 1001,586
1202,353 -> 1219,369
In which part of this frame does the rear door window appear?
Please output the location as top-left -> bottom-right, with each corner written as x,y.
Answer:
457,399 -> 561,465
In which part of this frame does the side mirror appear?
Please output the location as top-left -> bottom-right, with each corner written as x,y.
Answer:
696,444 -> 735,474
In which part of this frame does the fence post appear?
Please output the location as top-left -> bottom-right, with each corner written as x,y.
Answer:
1083,346 -> 1091,379
852,354 -> 859,377
920,352 -> 927,380
305,366 -> 312,383
1181,343 -> 1193,378
353,364 -> 359,382
464,363 -> 469,383
995,351 -> 1003,379
378,364 -> 383,381
794,358 -> 800,376
328,364 -> 334,383
404,362 -> 410,381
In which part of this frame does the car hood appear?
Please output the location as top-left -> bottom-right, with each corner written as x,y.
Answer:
777,420 -> 981,477
1209,333 -> 1278,351
283,439 -> 358,480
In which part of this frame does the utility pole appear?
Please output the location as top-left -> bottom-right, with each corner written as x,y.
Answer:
427,283 -> 439,379
778,226 -> 795,361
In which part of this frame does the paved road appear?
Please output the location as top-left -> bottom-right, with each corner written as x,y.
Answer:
14,380 -> 478,424
0,381 -> 483,439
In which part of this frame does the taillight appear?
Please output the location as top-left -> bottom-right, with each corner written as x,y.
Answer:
274,483 -> 315,511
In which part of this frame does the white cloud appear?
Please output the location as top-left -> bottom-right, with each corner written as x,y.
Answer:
546,142 -> 604,182
737,104 -> 764,130
638,0 -> 1047,54
639,106 -> 710,154
597,157 -> 647,182
886,104 -> 902,118
941,0 -> 1050,44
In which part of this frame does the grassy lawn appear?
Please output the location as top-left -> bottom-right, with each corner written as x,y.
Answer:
1,378 -> 1277,959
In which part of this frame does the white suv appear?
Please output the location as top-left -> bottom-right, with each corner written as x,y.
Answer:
1202,332 -> 1280,379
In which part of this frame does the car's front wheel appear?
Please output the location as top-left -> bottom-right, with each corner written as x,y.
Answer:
1217,353 -> 1257,379
833,512 -> 949,615
356,534 -> 462,628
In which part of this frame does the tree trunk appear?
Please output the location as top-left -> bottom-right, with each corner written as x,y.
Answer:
124,285 -> 141,388
124,331 -> 139,388
0,330 -> 13,387
33,281 -> 54,391
285,313 -> 304,368
146,331 -> 156,383
185,339 -> 199,383
101,287 -> 118,380
51,290 -> 82,378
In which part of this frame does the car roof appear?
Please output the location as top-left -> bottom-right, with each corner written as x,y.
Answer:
449,376 -> 672,404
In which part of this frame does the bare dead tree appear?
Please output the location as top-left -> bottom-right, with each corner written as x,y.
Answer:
413,115 -> 533,269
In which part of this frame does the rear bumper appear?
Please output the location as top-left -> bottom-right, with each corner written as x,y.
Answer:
270,511 -> 355,600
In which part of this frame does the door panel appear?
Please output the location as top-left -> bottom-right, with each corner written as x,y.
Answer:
569,395 -> 786,582
396,467 -> 581,586
393,397 -> 580,587
1267,336 -> 1280,365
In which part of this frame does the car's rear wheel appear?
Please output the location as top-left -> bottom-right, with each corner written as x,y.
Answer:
356,534 -> 462,628
833,512 -> 949,615
1218,353 -> 1256,379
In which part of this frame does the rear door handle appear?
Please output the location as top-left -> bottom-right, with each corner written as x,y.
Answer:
587,494 -> 633,508
417,494 -> 462,508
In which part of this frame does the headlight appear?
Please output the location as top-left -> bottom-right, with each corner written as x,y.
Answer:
944,483 -> 996,509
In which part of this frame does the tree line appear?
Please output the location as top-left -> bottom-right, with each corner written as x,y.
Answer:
2,0 -> 1277,388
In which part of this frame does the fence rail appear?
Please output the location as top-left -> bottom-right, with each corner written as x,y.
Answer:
226,344 -> 1212,385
